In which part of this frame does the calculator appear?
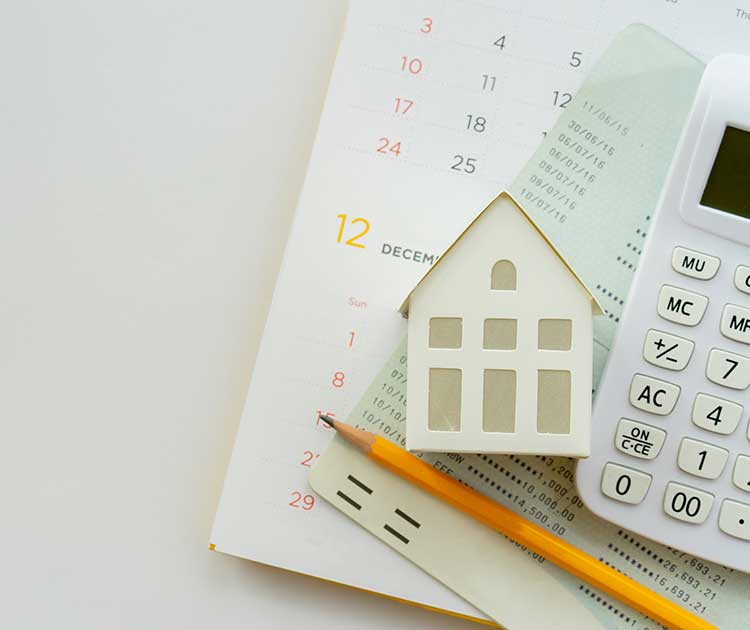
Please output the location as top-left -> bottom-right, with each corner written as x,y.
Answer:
577,55 -> 750,572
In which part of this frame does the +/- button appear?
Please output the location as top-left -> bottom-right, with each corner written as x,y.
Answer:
643,329 -> 694,371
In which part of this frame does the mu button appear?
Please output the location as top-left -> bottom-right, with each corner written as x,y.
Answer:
629,373 -> 680,415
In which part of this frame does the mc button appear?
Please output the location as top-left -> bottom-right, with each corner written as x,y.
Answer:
657,285 -> 708,326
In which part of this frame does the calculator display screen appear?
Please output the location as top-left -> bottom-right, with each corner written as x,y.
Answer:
700,126 -> 750,219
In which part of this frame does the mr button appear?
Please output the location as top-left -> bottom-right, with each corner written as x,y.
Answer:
629,374 -> 680,415
615,418 -> 666,460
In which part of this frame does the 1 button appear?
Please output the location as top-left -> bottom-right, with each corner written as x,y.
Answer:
735,266 -> 750,295
719,499 -> 750,541
672,247 -> 720,280
691,393 -> 742,435
732,456 -> 750,493
677,438 -> 728,479
721,304 -> 750,344
663,482 -> 714,524
629,374 -> 680,415
614,418 -> 666,460
601,462 -> 652,505
643,329 -> 694,370
657,285 -> 708,326
706,348 -> 750,390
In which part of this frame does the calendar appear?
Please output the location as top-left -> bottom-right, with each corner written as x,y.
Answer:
211,1 -> 750,626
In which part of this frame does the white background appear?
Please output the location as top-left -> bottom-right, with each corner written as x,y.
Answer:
0,1 -> 474,628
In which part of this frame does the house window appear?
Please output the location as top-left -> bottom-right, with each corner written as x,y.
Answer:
428,368 -> 462,431
538,319 -> 572,350
483,318 -> 517,350
483,370 -> 516,432
429,317 -> 462,348
537,370 -> 571,434
490,260 -> 516,290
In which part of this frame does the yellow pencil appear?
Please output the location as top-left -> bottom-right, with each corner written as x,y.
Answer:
319,416 -> 716,630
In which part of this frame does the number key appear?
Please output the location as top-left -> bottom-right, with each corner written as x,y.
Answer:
706,348 -> 750,390
732,455 -> 750,493
677,437 -> 729,479
663,482 -> 714,524
601,462 -> 652,505
691,393 -> 742,435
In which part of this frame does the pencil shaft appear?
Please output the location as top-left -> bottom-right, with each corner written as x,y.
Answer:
367,436 -> 716,630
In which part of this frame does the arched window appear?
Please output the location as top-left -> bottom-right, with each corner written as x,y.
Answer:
491,260 -> 516,290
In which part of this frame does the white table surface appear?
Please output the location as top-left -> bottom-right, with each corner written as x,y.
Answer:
0,1 -> 477,628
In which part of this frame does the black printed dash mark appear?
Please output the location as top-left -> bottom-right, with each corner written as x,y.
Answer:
347,474 -> 373,495
394,508 -> 421,529
384,524 -> 409,544
336,490 -> 362,510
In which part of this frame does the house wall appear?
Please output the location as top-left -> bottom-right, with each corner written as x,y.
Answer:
405,195 -> 593,455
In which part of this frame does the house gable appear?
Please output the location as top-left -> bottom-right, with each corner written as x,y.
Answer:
400,192 -> 603,316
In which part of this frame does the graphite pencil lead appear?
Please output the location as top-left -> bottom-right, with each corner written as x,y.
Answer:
319,414 -> 336,428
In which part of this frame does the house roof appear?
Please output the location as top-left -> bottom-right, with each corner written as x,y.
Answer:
399,191 -> 605,316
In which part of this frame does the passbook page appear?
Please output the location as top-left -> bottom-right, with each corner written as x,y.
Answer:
212,0 -> 750,623
314,340 -> 750,629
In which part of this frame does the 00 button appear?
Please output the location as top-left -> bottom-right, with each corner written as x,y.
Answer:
663,482 -> 714,524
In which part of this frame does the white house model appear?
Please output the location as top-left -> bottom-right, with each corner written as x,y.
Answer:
400,192 -> 603,456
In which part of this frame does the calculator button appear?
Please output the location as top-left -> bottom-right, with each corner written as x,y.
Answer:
676,438 -> 729,479
614,418 -> 666,460
643,329 -> 694,371
601,463 -> 652,505
706,348 -> 750,390
663,482 -> 714,524
672,247 -> 720,280
732,456 -> 750,493
657,285 -> 708,327
735,266 -> 750,295
721,304 -> 750,344
719,499 -> 750,541
691,393 -> 743,435
629,374 -> 680,415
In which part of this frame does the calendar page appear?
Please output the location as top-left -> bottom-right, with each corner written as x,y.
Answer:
211,0 -> 750,624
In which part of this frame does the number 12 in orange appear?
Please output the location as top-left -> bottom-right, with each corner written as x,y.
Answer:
336,214 -> 370,249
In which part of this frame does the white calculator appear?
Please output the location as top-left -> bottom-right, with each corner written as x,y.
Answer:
577,55 -> 750,572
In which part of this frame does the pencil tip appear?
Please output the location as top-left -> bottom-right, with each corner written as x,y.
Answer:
319,414 -> 336,428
